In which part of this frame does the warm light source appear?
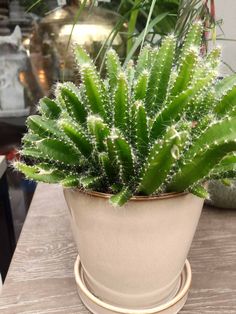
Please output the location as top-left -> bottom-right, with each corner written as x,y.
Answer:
59,24 -> 122,45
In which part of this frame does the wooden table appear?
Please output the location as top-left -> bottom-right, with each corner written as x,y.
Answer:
0,183 -> 235,314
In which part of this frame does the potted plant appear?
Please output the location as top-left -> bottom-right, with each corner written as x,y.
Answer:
14,22 -> 236,314
207,178 -> 236,209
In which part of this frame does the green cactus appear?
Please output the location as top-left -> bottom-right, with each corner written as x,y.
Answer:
15,22 -> 236,206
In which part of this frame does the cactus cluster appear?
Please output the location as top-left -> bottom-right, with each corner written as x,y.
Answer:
15,22 -> 236,206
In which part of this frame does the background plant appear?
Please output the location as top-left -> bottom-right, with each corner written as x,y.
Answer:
100,0 -> 216,64
15,22 -> 236,206
23,0 -> 216,63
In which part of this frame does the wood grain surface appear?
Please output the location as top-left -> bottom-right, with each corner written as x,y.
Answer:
0,183 -> 235,314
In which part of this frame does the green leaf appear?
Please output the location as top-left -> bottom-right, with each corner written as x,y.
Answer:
124,12 -> 169,67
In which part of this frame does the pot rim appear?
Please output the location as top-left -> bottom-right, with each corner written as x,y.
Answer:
64,188 -> 188,201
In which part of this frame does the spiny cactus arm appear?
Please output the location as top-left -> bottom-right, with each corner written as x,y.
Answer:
167,117 -> 236,192
80,64 -> 106,119
80,175 -> 102,189
214,74 -> 236,116
208,153 -> 236,179
14,162 -> 66,183
138,127 -> 184,195
206,46 -> 221,69
214,86 -> 236,117
87,115 -> 110,152
113,72 -> 129,133
214,153 -> 236,171
22,134 -> 66,162
209,170 -> 236,181
134,70 -> 149,101
189,185 -> 209,199
61,175 -> 79,187
26,115 -> 62,138
99,152 -> 118,185
179,22 -> 203,60
135,46 -> 152,78
106,137 -> 120,178
170,47 -> 199,97
22,133 -> 57,162
38,97 -> 61,120
150,90 -> 195,140
150,71 -> 217,140
186,90 -> 217,122
109,186 -> 132,207
214,74 -> 236,99
36,138 -> 81,166
106,49 -> 121,91
181,117 -> 236,159
145,36 -> 176,113
228,106 -> 236,118
168,143 -> 236,193
62,173 -> 103,189
59,119 -> 93,158
74,45 -> 92,66
57,83 -> 87,124
132,101 -> 149,159
20,147 -> 46,160
191,114 -> 216,140
126,60 -> 135,89
112,133 -> 135,184
22,133 -> 42,146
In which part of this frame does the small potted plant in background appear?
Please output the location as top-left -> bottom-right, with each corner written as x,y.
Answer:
207,178 -> 236,209
14,22 -> 236,314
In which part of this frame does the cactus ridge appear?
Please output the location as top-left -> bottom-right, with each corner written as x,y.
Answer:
15,22 -> 236,206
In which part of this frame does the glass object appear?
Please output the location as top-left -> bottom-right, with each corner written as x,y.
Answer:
30,3 -> 126,95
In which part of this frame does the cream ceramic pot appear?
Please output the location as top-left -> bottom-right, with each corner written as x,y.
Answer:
64,189 -> 204,309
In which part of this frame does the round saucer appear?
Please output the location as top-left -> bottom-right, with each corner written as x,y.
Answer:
74,255 -> 191,314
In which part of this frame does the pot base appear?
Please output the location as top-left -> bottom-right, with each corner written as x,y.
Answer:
74,255 -> 192,314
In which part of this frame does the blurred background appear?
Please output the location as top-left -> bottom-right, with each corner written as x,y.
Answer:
0,0 -> 235,283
